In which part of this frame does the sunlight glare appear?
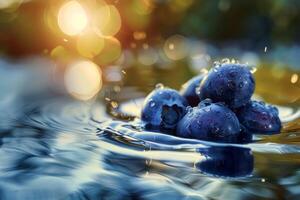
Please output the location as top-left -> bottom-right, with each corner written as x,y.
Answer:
58,1 -> 88,36
64,60 -> 102,101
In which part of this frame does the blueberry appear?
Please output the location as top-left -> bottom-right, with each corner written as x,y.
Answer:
236,100 -> 281,134
176,100 -> 241,143
236,125 -> 253,143
197,146 -> 254,177
180,74 -> 205,107
177,100 -> 240,142
141,88 -> 188,130
199,63 -> 255,108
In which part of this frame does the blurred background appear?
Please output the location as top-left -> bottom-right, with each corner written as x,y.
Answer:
0,0 -> 299,104
0,2 -> 300,199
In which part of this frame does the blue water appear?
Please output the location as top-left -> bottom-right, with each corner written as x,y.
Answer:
0,58 -> 299,199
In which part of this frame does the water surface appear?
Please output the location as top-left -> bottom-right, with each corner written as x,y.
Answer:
0,59 -> 299,200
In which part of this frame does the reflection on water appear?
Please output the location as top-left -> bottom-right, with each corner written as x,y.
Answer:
0,58 -> 299,200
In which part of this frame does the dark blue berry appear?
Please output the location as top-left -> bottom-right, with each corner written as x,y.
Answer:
141,88 -> 188,130
176,100 -> 241,143
197,146 -> 254,177
180,74 -> 205,107
236,125 -> 253,143
236,100 -> 281,134
199,63 -> 255,108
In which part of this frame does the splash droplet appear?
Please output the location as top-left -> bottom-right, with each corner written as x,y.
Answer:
111,101 -> 118,108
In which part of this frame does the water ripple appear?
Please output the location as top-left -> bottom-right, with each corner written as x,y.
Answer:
0,96 -> 299,200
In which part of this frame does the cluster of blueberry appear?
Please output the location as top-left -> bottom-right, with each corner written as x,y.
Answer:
141,63 -> 281,143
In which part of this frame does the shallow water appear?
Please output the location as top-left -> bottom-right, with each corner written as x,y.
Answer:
0,59 -> 299,200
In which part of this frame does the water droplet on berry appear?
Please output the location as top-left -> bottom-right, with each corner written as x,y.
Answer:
231,58 -> 239,64
221,58 -> 230,64
267,124 -> 272,129
213,126 -> 220,133
150,101 -> 156,107
225,113 -> 232,119
204,107 -> 211,112
155,83 -> 164,89
239,82 -> 244,88
187,106 -> 193,113
249,66 -> 257,73
213,61 -> 221,66
195,87 -> 201,95
196,120 -> 203,126
199,99 -> 212,107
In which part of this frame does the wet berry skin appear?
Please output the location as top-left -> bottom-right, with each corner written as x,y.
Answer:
199,63 -> 255,108
180,74 -> 205,107
176,100 -> 241,143
141,88 -> 188,131
236,100 -> 281,134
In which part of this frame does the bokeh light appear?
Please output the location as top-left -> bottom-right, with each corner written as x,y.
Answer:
163,35 -> 188,60
64,60 -> 102,101
137,47 -> 158,66
132,0 -> 154,16
189,54 -> 211,73
95,36 -> 121,65
93,5 -> 121,36
104,66 -> 122,82
291,74 -> 298,84
133,31 -> 147,40
76,29 -> 105,58
169,0 -> 194,12
50,45 -> 73,63
124,1 -> 151,29
241,52 -> 260,66
0,0 -> 23,10
58,1 -> 88,36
